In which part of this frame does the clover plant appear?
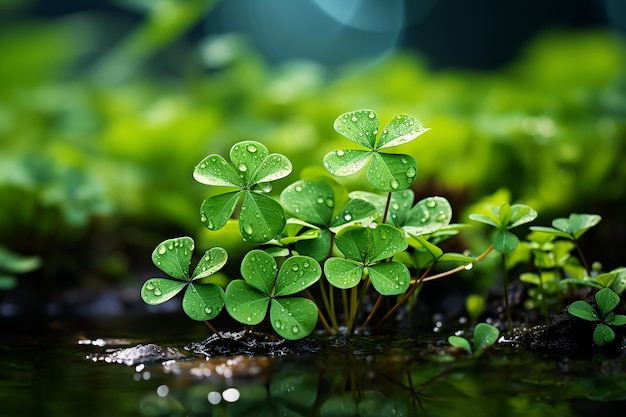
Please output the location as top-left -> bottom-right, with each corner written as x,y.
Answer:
567,288 -> 626,346
141,237 -> 228,321
448,322 -> 500,356
470,202 -> 538,329
140,109 -> 546,340
225,250 -> 321,340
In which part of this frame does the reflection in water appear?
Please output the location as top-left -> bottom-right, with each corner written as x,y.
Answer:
2,331 -> 625,417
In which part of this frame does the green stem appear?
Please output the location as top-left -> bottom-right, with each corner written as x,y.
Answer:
537,267 -> 550,325
305,289 -> 333,334
573,239 -> 592,275
502,253 -> 513,331
382,192 -> 393,224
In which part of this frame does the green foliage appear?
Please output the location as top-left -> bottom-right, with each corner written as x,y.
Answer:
0,246 -> 41,290
568,288 -> 626,346
448,323 -> 500,356
141,237 -> 227,321
193,141 -> 292,243
225,250 -> 321,340
323,110 -> 428,191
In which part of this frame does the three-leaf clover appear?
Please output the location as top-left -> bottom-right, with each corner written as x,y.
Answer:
141,237 -> 227,321
530,213 -> 601,240
280,178 -> 378,261
324,224 -> 410,295
568,288 -> 626,346
193,141 -> 292,243
224,250 -> 322,340
469,202 -> 538,254
323,110 -> 429,191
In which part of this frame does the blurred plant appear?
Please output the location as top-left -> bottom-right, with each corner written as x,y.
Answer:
0,246 -> 41,290
470,202 -> 538,330
448,322 -> 500,356
567,288 -> 626,346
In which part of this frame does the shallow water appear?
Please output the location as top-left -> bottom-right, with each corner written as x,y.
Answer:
2,316 -> 625,417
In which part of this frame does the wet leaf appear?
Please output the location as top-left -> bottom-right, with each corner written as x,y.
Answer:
182,283 -> 225,321
274,256 -> 321,297
367,262 -> 410,295
448,335 -> 472,354
240,249 -> 277,295
323,149 -> 371,177
151,236 -> 195,280
193,154 -> 242,187
404,196 -> 452,235
376,113 -> 429,149
240,192 -> 286,243
324,258 -> 363,289
200,191 -> 242,231
367,152 -> 417,192
334,224 -> 407,264
281,179 -> 335,226
270,297 -> 318,340
333,109 -> 378,148
224,280 -> 270,325
191,247 -> 228,280
473,322 -> 500,350
141,278 -> 187,305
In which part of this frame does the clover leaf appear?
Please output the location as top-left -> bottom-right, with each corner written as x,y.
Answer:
224,250 -> 322,340
193,141 -> 292,243
530,213 -> 601,241
470,202 -> 537,254
141,237 -> 227,321
323,110 -> 428,191
324,224 -> 410,295
279,178 -> 378,261
568,288 -> 626,346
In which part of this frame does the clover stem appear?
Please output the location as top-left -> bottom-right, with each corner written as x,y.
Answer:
306,289 -> 333,334
501,253 -> 513,331
349,286 -> 359,334
573,239 -> 592,275
342,289 -> 351,332
358,294 -> 384,333
203,321 -> 223,339
536,267 -> 550,325
421,245 -> 494,283
319,281 -> 338,331
382,192 -> 392,224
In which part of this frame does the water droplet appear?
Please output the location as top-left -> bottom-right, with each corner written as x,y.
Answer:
368,111 -> 375,119
205,307 -> 213,314
157,246 -> 167,255
351,116 -> 357,122
200,163 -> 206,169
275,320 -> 284,329
391,203 -> 399,210
146,282 -> 155,290
406,166 -> 416,178
291,264 -> 300,272
200,213 -> 207,222
400,158 -> 407,164
436,211 -> 447,222
303,262 -> 310,268
421,212 -> 430,223
336,149 -> 345,157
344,213 -> 352,221
244,225 -> 253,235
168,243 -> 174,250
291,326 -> 299,334
238,163 -> 248,172
154,288 -> 162,296
464,263 -> 473,270
295,185 -> 303,192
246,316 -> 252,322
426,200 -> 437,208
246,144 -> 257,153
390,179 -> 400,189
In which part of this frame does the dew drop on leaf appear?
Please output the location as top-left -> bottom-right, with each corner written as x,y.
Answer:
238,163 -> 248,172
344,213 -> 352,221
154,287 -> 162,296
406,167 -> 416,178
336,149 -> 345,157
426,200 -> 437,208
275,320 -> 284,329
292,326 -> 300,334
247,144 -> 257,153
168,243 -> 174,250
368,111 -> 375,119
326,198 -> 334,208
351,116 -> 357,122
146,282 -> 155,290
316,197 -> 324,204
205,307 -> 213,315
390,179 -> 400,190
244,225 -> 253,235
295,185 -> 303,192
157,246 -> 167,255
292,264 -> 300,272
464,263 -> 473,270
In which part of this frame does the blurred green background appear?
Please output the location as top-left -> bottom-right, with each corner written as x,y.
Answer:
1,0 -> 625,318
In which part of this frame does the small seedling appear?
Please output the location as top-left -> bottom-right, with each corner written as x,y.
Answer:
470,202 -> 537,330
567,288 -> 626,346
448,323 -> 500,356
